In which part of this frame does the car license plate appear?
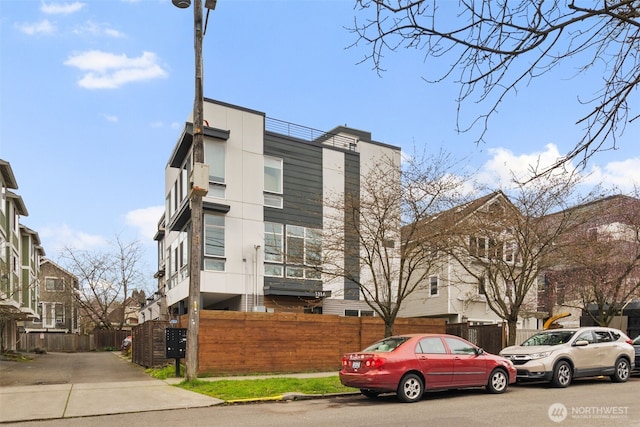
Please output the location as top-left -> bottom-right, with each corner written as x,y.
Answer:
352,361 -> 361,369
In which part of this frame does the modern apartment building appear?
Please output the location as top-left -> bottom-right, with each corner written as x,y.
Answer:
0,159 -> 44,351
153,99 -> 401,319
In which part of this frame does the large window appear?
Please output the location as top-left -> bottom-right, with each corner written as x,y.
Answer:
286,225 -> 321,279
264,157 -> 283,208
204,214 -> 225,271
45,277 -> 64,291
265,222 -> 283,262
264,223 -> 321,279
205,141 -> 225,198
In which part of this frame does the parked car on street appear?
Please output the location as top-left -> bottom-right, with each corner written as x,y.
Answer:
500,326 -> 634,387
633,335 -> 640,373
339,333 -> 516,403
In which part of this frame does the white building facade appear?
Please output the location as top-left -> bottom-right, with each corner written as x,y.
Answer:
154,99 -> 401,319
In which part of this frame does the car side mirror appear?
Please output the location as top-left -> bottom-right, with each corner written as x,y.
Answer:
476,348 -> 485,355
573,340 -> 589,347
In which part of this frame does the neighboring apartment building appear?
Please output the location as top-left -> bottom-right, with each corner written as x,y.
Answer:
540,195 -> 640,334
152,99 -> 401,319
399,191 -> 540,329
23,259 -> 79,334
0,159 -> 45,351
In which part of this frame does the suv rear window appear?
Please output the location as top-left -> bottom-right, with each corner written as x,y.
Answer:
594,330 -> 613,342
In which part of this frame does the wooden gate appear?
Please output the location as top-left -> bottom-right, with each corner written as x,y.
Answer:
446,322 -> 505,354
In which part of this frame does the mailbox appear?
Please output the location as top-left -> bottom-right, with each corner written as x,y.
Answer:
165,328 -> 187,359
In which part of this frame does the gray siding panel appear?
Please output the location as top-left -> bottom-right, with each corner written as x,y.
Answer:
263,134 -> 323,297
344,153 -> 360,300
264,134 -> 323,228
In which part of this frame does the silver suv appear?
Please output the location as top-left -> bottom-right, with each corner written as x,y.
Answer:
500,327 -> 634,387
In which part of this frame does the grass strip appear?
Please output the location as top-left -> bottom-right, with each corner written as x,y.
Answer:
176,376 -> 354,401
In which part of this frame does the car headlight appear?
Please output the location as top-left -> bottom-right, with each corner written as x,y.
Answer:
528,351 -> 551,360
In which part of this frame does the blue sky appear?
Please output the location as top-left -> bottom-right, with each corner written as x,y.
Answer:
1,0 -> 638,288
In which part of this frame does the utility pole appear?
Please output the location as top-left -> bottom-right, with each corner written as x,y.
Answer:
173,0 -> 215,381
185,0 -> 205,382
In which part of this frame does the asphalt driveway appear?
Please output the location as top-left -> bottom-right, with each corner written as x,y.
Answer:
0,351 -> 151,387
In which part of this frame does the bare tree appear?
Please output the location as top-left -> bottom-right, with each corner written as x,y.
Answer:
444,172 -> 594,345
546,194 -> 640,326
59,237 -> 148,331
322,150 -> 473,336
351,1 -> 639,174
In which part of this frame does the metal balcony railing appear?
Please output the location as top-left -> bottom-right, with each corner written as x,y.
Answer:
266,117 -> 358,152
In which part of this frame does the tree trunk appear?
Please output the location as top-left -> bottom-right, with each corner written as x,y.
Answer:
384,320 -> 394,337
506,319 -> 518,346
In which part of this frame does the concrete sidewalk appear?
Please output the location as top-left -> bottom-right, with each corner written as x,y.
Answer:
0,371 -> 342,423
0,378 -> 224,423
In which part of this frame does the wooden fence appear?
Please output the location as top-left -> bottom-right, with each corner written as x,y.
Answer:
17,333 -> 93,352
132,320 -> 171,368
445,323 -> 505,355
132,311 -> 446,374
93,330 -> 130,350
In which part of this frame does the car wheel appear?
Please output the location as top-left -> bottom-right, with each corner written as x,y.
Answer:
610,358 -> 630,383
397,373 -> 423,403
360,389 -> 380,399
486,368 -> 508,394
551,361 -> 572,388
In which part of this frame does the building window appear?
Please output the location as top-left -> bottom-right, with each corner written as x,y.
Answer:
506,280 -> 514,299
204,214 -> 225,271
429,276 -> 439,296
264,157 -> 283,208
205,141 -> 225,184
345,309 -> 373,317
264,264 -> 283,277
45,277 -> 64,291
34,303 -> 42,323
286,225 -> 321,279
265,223 -> 283,262
55,304 -> 64,324
478,277 -> 486,295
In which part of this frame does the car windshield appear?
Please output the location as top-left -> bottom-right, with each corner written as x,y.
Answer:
363,337 -> 409,352
521,331 -> 576,346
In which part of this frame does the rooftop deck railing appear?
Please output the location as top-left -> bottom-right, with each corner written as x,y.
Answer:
266,117 -> 358,151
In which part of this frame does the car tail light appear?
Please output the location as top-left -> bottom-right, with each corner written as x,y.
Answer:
364,356 -> 385,368
625,338 -> 633,345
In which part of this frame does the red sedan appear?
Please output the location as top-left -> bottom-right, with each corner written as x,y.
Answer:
339,333 -> 517,403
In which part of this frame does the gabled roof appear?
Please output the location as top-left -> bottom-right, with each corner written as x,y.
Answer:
411,190 -> 516,235
40,258 -> 78,284
0,159 -> 18,189
6,190 -> 28,216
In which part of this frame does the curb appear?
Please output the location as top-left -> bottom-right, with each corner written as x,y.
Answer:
225,391 -> 361,405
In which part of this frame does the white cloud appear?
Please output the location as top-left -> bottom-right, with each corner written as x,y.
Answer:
101,113 -> 118,123
41,1 -> 85,15
478,144 -> 640,193
477,144 -> 568,188
125,206 -> 165,241
584,158 -> 640,192
64,50 -> 168,89
39,224 -> 108,252
73,21 -> 125,38
15,20 -> 56,35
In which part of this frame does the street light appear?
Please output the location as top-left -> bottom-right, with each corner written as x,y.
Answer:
173,0 -> 215,381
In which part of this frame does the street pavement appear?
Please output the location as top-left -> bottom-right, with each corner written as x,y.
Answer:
0,351 -> 338,424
